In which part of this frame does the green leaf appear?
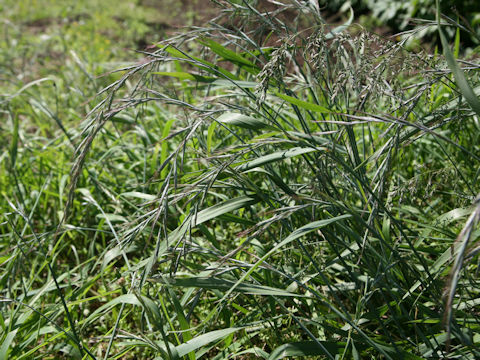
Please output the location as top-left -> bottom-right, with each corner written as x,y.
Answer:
325,6 -> 354,40
153,72 -> 257,88
197,37 -> 258,75
102,244 -> 138,271
82,294 -> 161,329
10,113 -> 19,169
218,112 -> 277,131
454,26 -> 460,59
210,79 -> 257,88
176,328 -> 243,357
120,192 -> 156,201
153,277 -> 305,297
163,46 -> 239,80
161,119 -> 175,179
275,92 -> 332,113
0,330 -> 18,359
268,341 -> 345,360
4,77 -> 54,101
164,283 -> 194,360
207,121 -> 217,155
236,147 -> 320,172
96,213 -> 127,223
191,196 -> 259,226
197,38 -> 256,67
153,71 -> 216,83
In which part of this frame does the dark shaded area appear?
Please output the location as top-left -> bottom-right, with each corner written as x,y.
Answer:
320,0 -> 480,49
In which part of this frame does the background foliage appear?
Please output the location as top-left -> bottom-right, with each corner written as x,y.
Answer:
1,0 -> 480,359
321,0 -> 480,47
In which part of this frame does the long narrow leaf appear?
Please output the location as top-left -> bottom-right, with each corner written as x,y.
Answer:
152,277 -> 306,297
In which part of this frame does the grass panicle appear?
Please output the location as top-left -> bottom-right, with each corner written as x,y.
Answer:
1,0 -> 480,358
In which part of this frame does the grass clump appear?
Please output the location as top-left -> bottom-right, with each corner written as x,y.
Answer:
2,0 -> 480,359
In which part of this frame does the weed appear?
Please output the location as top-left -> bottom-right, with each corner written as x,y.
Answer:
2,1 -> 480,359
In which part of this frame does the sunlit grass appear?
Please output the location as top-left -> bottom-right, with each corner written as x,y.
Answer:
1,1 -> 480,359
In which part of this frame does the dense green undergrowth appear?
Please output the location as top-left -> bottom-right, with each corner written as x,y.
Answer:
322,0 -> 480,50
1,0 -> 480,359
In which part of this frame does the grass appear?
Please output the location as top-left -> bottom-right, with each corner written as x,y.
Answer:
1,0 -> 480,359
